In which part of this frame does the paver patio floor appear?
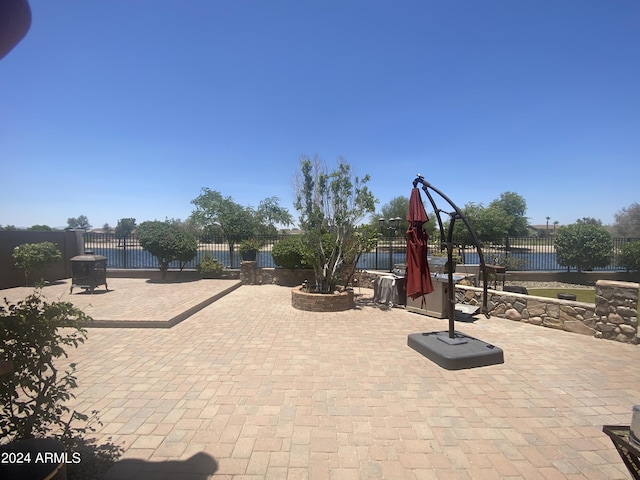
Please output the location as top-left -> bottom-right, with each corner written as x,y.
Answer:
5,281 -> 639,479
2,278 -> 241,327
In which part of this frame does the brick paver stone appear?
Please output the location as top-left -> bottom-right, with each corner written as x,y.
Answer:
6,281 -> 636,479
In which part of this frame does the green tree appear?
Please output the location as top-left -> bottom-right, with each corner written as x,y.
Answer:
67,215 -> 91,230
115,218 -> 136,239
27,224 -> 52,231
577,217 -> 602,226
554,221 -> 613,272
294,155 -> 377,293
191,189 -> 258,268
620,240 -> 640,272
488,191 -> 529,237
0,225 -> 17,231
13,242 -> 62,286
137,220 -> 198,279
613,202 -> 640,238
450,202 -> 510,245
255,196 -> 294,236
372,195 -> 437,238
190,189 -> 292,267
372,196 -> 408,228
450,192 -> 528,245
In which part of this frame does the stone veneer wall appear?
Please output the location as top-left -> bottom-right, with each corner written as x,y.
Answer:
240,266 -> 385,289
291,287 -> 355,312
240,264 -> 314,286
456,279 -> 638,344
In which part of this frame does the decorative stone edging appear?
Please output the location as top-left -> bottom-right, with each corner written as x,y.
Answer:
291,287 -> 355,312
456,279 -> 638,344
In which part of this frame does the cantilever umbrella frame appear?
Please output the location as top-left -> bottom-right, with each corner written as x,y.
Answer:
407,175 -> 504,370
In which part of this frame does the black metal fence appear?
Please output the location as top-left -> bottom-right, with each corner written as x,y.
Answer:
83,232 -> 291,270
83,232 -> 638,272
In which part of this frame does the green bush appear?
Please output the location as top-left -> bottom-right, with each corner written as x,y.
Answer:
271,236 -> 311,269
197,255 -> 224,277
239,238 -> 263,254
0,290 -> 123,478
12,242 -> 62,286
0,289 -> 91,441
620,240 -> 640,272
137,220 -> 198,279
554,222 -> 613,272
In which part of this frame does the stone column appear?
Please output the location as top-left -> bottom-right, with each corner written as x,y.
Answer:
240,261 -> 257,285
595,280 -> 639,344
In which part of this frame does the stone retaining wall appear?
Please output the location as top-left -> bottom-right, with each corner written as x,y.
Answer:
456,279 -> 638,344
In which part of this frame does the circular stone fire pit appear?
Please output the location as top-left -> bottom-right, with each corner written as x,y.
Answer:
291,287 -> 355,312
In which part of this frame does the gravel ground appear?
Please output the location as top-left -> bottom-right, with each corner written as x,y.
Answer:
502,281 -> 594,290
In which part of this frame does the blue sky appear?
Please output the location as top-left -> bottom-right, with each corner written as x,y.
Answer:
2,1 -> 638,230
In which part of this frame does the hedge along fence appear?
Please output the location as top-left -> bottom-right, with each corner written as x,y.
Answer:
456,280 -> 638,344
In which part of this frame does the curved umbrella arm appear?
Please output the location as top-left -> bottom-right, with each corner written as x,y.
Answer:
413,175 -> 490,319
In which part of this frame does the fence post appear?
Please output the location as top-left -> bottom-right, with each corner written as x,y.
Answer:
123,235 -> 127,269
374,243 -> 378,270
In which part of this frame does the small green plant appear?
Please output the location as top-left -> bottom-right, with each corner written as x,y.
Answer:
12,242 -> 62,286
197,255 -> 224,277
620,240 -> 640,272
0,288 -> 92,442
239,238 -> 263,254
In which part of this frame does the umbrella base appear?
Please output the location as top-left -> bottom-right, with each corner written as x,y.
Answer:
408,331 -> 504,370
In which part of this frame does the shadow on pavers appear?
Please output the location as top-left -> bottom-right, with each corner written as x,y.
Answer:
103,452 -> 218,480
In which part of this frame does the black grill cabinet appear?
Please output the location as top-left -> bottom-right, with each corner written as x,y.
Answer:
70,254 -> 108,293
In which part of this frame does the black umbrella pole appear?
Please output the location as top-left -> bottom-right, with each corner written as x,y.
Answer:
446,216 -> 457,338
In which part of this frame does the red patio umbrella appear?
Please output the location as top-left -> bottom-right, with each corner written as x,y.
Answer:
405,188 -> 434,299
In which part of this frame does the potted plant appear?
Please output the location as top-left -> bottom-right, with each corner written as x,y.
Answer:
239,239 -> 262,262
197,255 -> 224,278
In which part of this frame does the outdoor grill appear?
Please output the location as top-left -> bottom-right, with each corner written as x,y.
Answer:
70,253 -> 108,294
405,257 -> 467,318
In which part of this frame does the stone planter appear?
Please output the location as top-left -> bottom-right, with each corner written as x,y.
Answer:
291,287 -> 355,312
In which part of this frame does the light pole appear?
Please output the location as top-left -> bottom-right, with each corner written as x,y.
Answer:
379,217 -> 402,272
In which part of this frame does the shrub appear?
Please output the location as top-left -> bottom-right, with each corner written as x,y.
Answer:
554,222 -> 613,272
0,289 -> 91,442
137,220 -> 198,279
0,290 -> 123,478
239,238 -> 263,254
197,255 -> 224,277
12,242 -> 62,286
620,240 -> 640,272
271,236 -> 311,269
